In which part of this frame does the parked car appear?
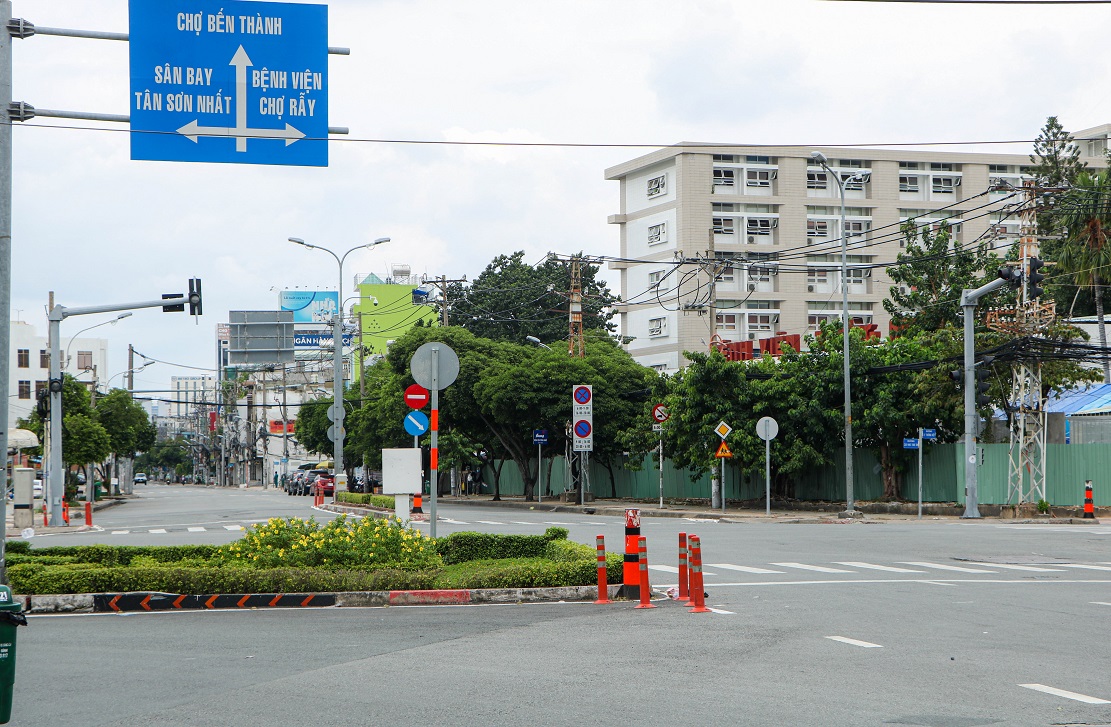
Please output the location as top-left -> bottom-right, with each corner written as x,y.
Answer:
311,472 -> 335,497
134,472 -> 148,484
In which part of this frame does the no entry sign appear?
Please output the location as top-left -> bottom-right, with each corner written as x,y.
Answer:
404,384 -> 430,409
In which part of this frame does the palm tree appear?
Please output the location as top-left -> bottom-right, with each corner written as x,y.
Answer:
1057,170 -> 1111,383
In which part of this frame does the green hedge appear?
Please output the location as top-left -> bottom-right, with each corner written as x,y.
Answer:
335,493 -> 396,509
433,554 -> 624,589
435,527 -> 568,565
14,545 -> 221,567
6,541 -> 30,555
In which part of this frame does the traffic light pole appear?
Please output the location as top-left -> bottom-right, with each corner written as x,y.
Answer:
960,276 -> 1009,519
46,291 -> 198,526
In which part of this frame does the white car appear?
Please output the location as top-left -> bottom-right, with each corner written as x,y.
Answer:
134,473 -> 148,484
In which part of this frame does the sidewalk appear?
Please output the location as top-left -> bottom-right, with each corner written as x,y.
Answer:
4,496 -> 131,538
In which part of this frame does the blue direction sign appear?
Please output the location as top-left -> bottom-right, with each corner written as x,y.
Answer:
293,332 -> 353,349
533,429 -> 548,445
922,429 -> 937,440
903,438 -> 920,450
404,411 -> 430,437
129,0 -> 329,166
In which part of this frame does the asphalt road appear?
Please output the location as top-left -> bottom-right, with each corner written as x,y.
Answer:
9,484 -> 1111,725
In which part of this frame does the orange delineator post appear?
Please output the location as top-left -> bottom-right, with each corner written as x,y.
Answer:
62,501 -> 70,526
85,502 -> 92,526
413,492 -> 423,514
1084,480 -> 1095,519
678,532 -> 689,603
594,535 -> 612,604
688,535 -> 710,613
623,509 -> 641,600
42,508 -> 48,527
634,536 -> 656,609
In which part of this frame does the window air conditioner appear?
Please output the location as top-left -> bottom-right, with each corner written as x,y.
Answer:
748,333 -> 757,340
748,283 -> 757,291
807,285 -> 815,293
747,236 -> 756,244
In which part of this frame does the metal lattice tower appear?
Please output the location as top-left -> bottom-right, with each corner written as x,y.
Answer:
1006,181 -> 1053,504
568,257 -> 585,357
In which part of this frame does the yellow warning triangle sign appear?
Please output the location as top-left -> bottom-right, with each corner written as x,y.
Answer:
715,441 -> 733,459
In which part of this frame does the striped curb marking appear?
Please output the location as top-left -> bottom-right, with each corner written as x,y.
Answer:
92,592 -> 336,612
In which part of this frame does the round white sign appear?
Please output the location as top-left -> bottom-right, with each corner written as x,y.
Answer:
756,416 -> 779,441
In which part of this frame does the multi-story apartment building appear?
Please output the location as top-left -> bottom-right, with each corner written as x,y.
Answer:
605,132 -> 1109,373
8,320 -> 109,426
171,375 -> 218,418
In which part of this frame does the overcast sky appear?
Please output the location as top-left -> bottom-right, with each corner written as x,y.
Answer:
12,0 -> 1111,406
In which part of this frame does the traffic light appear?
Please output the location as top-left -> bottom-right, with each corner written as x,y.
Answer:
1027,257 -> 1045,299
189,278 -> 203,316
48,378 -> 63,394
975,364 -> 991,407
949,369 -> 962,385
36,391 -> 48,418
998,266 -> 1021,287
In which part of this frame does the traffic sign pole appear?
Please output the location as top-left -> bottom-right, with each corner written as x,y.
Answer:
658,436 -> 664,509
537,441 -> 543,504
430,349 -> 439,537
918,427 -> 923,520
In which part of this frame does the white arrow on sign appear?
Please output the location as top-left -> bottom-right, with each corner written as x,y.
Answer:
176,46 -> 306,149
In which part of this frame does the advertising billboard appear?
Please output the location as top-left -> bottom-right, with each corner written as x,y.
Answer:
280,290 -> 339,324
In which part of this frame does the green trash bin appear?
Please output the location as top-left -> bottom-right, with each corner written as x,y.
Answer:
0,585 -> 27,724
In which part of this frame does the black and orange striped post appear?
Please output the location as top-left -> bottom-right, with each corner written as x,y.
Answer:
62,501 -> 69,526
1084,480 -> 1095,519
623,509 -> 641,600
412,491 -> 423,513
594,535 -> 612,604
678,532 -> 689,604
688,535 -> 710,614
634,536 -> 656,609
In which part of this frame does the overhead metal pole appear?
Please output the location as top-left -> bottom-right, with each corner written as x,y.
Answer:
0,0 -> 13,580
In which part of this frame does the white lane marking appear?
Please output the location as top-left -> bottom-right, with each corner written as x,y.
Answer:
707,607 -> 734,614
148,529 -> 167,534
1090,602 -> 1111,606
708,563 -> 785,574
1019,683 -> 1111,704
223,525 -> 243,531
826,636 -> 882,648
835,562 -> 925,573
474,521 -> 504,525
583,522 -> 607,526
966,563 -> 1065,572
1060,564 -> 1111,572
900,561 -> 996,573
510,521 -> 533,525
187,527 -> 206,532
772,562 -> 854,574
441,519 -> 468,524
648,565 -> 680,574
544,521 -> 573,525
110,531 -> 130,535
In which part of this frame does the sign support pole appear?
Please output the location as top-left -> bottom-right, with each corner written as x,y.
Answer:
721,457 -> 726,514
430,348 -> 439,538
917,427 -> 924,520
537,441 -> 542,504
766,437 -> 771,516
658,436 -> 664,508
0,0 -> 12,580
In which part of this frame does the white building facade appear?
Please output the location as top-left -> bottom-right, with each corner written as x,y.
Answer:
605,137 -> 1108,373
8,320 -> 109,426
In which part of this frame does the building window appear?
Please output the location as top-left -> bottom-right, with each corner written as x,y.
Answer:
932,176 -> 960,194
35,381 -> 47,399
747,314 -> 774,336
845,220 -> 870,237
806,171 -> 827,190
713,154 -> 739,163
716,312 -> 739,332
839,159 -> 865,168
989,164 -> 1010,174
713,202 -> 738,212
39,350 -> 49,368
841,172 -> 868,191
714,252 -> 736,283
647,174 -> 666,198
845,268 -> 869,291
746,169 -> 774,188
807,220 -> 830,238
648,317 -> 667,338
899,161 -> 921,170
807,268 -> 830,292
747,218 -> 775,238
713,217 -> 735,235
77,351 -> 93,371
746,155 -> 771,164
647,222 -> 667,245
650,363 -> 668,372
899,175 -> 920,193
648,270 -> 667,289
713,169 -> 736,187
16,349 -> 28,368
17,381 -> 30,399
930,162 -> 954,172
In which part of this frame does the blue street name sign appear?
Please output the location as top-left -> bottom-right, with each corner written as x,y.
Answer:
404,411 -> 430,437
129,0 -> 329,166
903,438 -> 920,450
533,429 -> 548,445
922,429 -> 937,440
293,332 -> 353,349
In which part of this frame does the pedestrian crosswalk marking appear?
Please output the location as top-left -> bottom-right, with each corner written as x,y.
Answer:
826,636 -> 882,648
1060,563 -> 1111,571
223,525 -> 243,531
187,527 -> 206,532
1019,683 -> 1110,704
772,562 -> 854,574
708,564 -> 784,574
111,530 -> 129,535
475,520 -> 504,525
648,565 -> 680,574
900,561 -> 997,573
968,563 -> 1065,572
835,562 -> 924,573
148,529 -> 167,534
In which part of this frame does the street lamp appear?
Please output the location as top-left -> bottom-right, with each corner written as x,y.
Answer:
289,236 -> 389,503
810,151 -> 869,516
64,312 -> 132,371
525,335 -> 552,350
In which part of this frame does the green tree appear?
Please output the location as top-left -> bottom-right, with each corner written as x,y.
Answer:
885,221 -> 1000,335
1028,116 -> 1085,188
1056,170 -> 1111,382
446,251 -> 618,346
62,413 -> 111,489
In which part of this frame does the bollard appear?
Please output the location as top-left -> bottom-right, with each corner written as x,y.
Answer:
623,509 -> 641,600
412,491 -> 423,514
634,536 -> 656,609
62,501 -> 69,526
42,507 -> 47,527
688,535 -> 710,613
678,532 -> 689,604
594,535 -> 612,604
85,502 -> 92,527
1084,480 -> 1095,519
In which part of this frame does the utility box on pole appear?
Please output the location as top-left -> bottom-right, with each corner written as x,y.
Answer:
10,470 -> 32,530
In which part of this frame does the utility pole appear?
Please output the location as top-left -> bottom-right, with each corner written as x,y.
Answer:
707,229 -> 721,510
427,275 -> 466,327
127,344 -> 135,392
568,258 -> 585,357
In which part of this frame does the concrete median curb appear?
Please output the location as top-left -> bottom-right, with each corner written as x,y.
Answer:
19,584 -> 624,613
